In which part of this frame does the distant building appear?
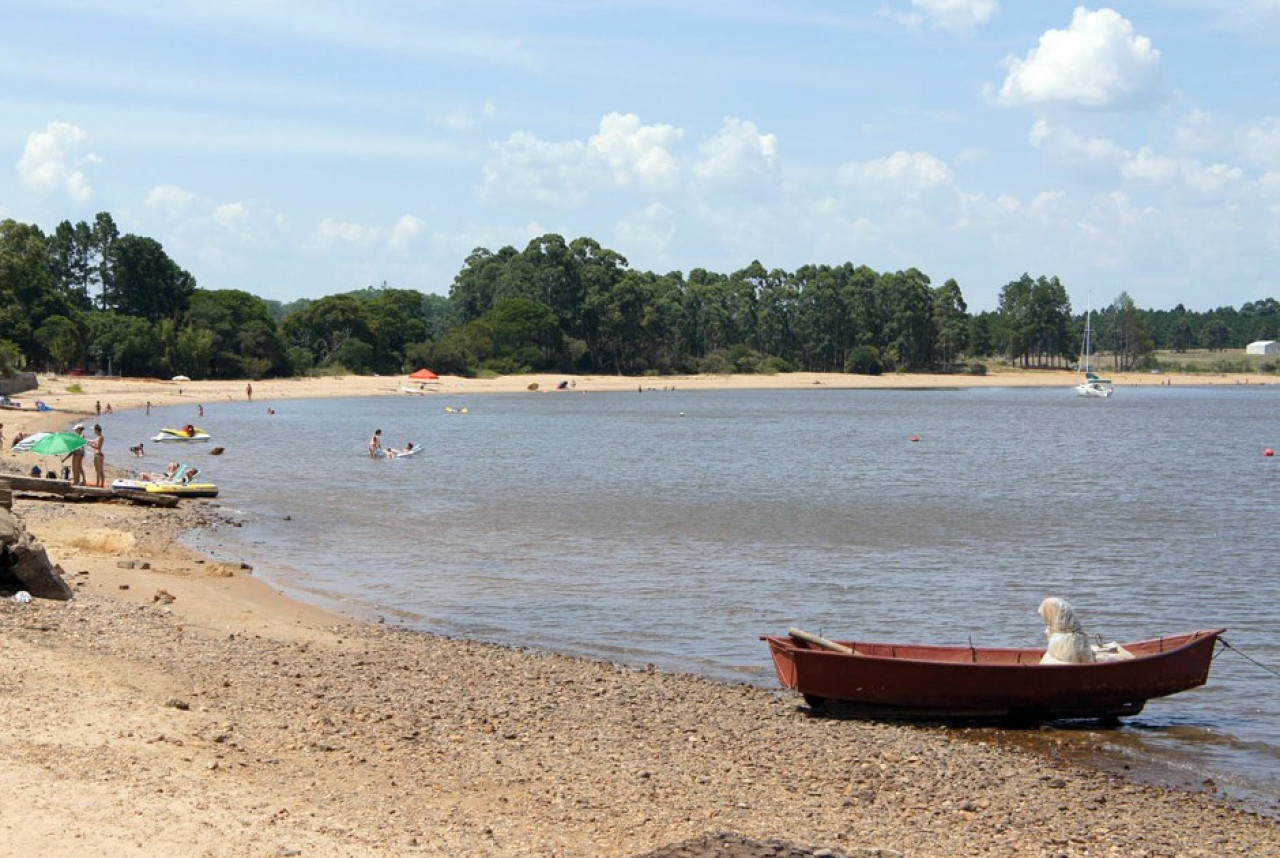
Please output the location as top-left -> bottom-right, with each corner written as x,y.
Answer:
1246,340 -> 1280,355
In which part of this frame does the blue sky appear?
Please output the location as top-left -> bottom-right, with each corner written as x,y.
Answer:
2,1 -> 1278,312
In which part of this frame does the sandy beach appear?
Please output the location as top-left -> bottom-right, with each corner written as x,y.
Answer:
2,370 -> 1277,856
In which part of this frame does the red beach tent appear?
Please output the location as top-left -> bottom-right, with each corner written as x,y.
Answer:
408,368 -> 439,380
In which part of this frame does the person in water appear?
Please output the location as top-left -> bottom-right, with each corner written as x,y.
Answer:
369,428 -> 383,458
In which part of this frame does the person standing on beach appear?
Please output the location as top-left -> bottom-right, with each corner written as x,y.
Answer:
69,424 -> 86,485
246,382 -> 253,401
369,428 -> 382,458
90,424 -> 105,487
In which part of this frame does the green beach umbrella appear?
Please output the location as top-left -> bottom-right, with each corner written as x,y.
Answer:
29,431 -> 87,457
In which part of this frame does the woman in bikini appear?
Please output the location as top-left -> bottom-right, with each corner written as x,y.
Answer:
90,424 -> 106,487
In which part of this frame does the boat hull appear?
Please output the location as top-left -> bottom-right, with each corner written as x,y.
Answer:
763,629 -> 1223,722
113,479 -> 219,498
1076,382 -> 1113,398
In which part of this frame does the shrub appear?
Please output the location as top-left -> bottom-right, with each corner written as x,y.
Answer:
845,345 -> 883,376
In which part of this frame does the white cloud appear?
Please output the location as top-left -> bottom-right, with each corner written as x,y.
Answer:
1031,118 -> 1245,196
145,184 -> 198,212
1174,110 -> 1223,155
441,100 -> 498,132
1237,118 -> 1280,170
213,202 -> 250,231
1223,0 -> 1280,29
840,150 -> 952,193
1120,148 -> 1179,185
1180,161 -> 1244,195
482,131 -> 593,207
588,112 -> 682,189
614,203 -> 677,258
994,8 -> 1162,109
691,117 -> 779,190
315,218 -> 381,248
389,214 -> 425,252
910,0 -> 999,32
482,113 -> 689,205
16,121 -> 100,203
306,214 -> 429,255
1029,118 -> 1126,167
1259,172 -> 1280,204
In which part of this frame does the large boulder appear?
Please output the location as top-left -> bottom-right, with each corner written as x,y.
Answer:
0,507 -> 19,546
0,508 -> 73,600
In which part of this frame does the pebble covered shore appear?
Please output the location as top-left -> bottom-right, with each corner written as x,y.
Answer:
3,557 -> 1276,856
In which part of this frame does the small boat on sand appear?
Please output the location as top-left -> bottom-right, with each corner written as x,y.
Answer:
763,627 -> 1224,722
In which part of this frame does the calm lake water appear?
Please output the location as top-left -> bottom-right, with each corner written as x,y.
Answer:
104,384 -> 1280,812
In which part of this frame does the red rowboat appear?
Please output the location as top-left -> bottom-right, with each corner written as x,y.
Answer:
763,627 -> 1225,721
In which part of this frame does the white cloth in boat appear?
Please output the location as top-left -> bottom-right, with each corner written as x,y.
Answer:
1039,597 -> 1095,664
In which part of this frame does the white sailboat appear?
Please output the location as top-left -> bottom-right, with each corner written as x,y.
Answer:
1075,301 -> 1114,398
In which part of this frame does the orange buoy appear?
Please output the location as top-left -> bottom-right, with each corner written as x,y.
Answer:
910,436 -> 920,442
1266,448 -> 1274,457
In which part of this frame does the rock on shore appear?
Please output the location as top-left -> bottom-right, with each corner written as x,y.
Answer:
0,506 -> 72,600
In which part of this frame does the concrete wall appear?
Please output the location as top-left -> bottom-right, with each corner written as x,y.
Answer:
0,372 -> 38,396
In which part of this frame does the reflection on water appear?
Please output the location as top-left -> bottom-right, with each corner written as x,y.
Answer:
105,384 -> 1280,813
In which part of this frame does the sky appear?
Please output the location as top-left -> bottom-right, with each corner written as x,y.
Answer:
2,1 -> 1278,313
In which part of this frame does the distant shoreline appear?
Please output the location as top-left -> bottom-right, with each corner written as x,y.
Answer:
5,365 -> 1272,434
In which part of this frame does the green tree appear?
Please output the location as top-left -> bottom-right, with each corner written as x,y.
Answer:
102,235 -> 195,322
932,277 -> 968,369
791,264 -> 848,372
474,297 -> 564,371
364,288 -> 429,373
1199,318 -> 1231,351
997,274 -> 1071,368
282,295 -> 373,369
173,326 -> 218,378
1100,292 -> 1155,370
877,268 -> 935,371
185,289 -> 286,378
0,219 -> 53,361
0,339 -> 24,376
34,315 -> 82,371
86,311 -> 163,376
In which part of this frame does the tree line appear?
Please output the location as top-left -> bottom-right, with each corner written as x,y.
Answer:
2,214 -> 1278,380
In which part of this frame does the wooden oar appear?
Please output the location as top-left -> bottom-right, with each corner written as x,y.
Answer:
788,627 -> 853,654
